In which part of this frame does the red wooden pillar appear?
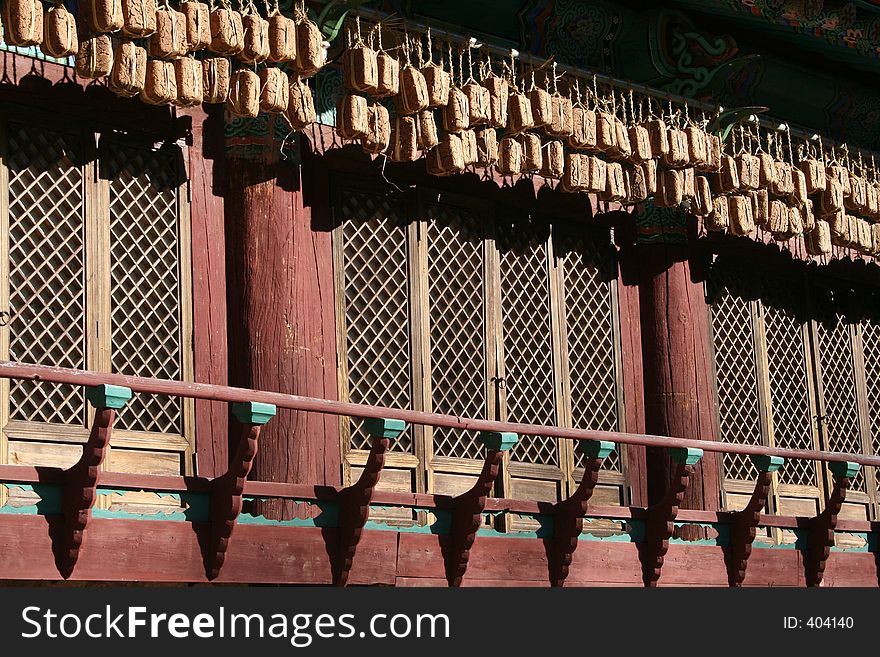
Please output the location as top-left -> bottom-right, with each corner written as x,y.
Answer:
224,136 -> 339,519
620,211 -> 720,518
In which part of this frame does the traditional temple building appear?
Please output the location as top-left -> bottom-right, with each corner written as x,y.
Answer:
0,0 -> 878,586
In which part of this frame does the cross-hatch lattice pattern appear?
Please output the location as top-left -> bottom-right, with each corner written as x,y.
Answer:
862,319 -> 880,493
107,147 -> 183,435
426,204 -> 486,460
559,233 -> 621,472
7,124 -> 86,425
817,317 -> 866,492
763,300 -> 817,487
497,220 -> 558,466
341,189 -> 413,453
708,281 -> 761,482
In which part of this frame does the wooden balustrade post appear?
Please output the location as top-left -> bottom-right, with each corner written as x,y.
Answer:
224,139 -> 339,521
621,222 -> 721,531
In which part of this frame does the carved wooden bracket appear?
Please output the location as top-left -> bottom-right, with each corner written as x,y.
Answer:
59,384 -> 132,578
334,417 -> 406,586
726,454 -> 784,587
641,447 -> 703,587
445,431 -> 518,587
205,401 -> 276,580
550,440 -> 615,587
805,460 -> 860,587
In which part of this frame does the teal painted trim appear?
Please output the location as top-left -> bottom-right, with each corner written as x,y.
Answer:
829,533 -> 870,553
240,497 -> 338,527
477,527 -> 542,539
86,384 -> 132,410
93,508 -> 190,522
0,483 -> 62,515
96,488 -> 182,502
231,401 -> 277,425
577,530 -> 635,543
751,454 -> 784,473
669,522 -> 729,546
362,417 -> 407,439
478,431 -> 518,451
578,440 -> 616,460
829,461 -> 860,479
671,447 -> 703,465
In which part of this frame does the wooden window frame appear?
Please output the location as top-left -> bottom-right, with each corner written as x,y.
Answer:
0,115 -> 196,501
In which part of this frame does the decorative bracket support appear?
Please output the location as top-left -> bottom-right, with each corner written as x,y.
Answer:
805,461 -> 860,587
445,431 -> 518,587
726,454 -> 784,587
641,447 -> 703,587
59,384 -> 132,578
549,440 -> 616,587
334,417 -> 406,586
205,401 -> 276,580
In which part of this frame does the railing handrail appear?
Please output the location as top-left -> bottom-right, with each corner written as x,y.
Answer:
1,360 -> 878,468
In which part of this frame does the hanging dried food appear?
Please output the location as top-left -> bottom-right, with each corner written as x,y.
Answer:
736,153 -> 760,191
645,118 -> 669,158
286,77 -> 316,129
799,158 -> 826,193
268,13 -> 296,63
259,66 -> 288,114
681,167 -> 696,200
599,162 -> 626,202
362,103 -> 391,154
240,13 -> 269,64
705,195 -> 730,232
685,126 -> 708,169
627,165 -> 649,204
398,65 -> 430,115
430,133 -> 465,176
182,1 -> 210,52
174,56 -> 203,107
656,169 -> 683,208
804,220 -> 832,256
202,55 -> 231,104
389,115 -> 419,163
529,85 -> 552,128
443,87 -> 469,133
109,40 -> 147,97
475,127 -> 498,168
596,111 -> 616,153
752,188 -> 770,227
336,94 -> 369,140
691,175 -> 713,216
757,152 -> 776,187
41,3 -> 78,59
826,165 -> 851,197
3,0 -> 43,46
662,129 -> 690,168
460,129 -> 479,166
150,7 -> 187,59
140,58 -> 177,105
718,155 -> 740,193
482,74 -> 508,129
376,51 -> 399,97
641,159 -> 658,195
416,110 -> 439,151
729,194 -> 755,236
541,140 -> 565,180
498,137 -> 524,176
87,0 -> 123,34
508,92 -> 535,134
547,94 -> 573,138
570,107 -> 597,150
819,179 -> 844,214
586,156 -> 607,194
611,117 -> 632,160
295,17 -> 326,77
845,175 -> 868,212
561,153 -> 586,192
518,132 -> 543,173
209,7 -> 243,55
768,199 -> 789,240
75,35 -> 114,79
801,198 -> 816,231
463,80 -> 491,127
343,41 -> 379,94
227,68 -> 260,118
628,124 -> 652,163
121,0 -> 157,38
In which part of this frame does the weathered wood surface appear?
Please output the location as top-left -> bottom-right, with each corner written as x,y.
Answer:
0,514 -> 875,585
224,152 -> 340,518
632,243 -> 721,517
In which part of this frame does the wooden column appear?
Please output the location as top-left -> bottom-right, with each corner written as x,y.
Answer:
224,138 -> 339,519
619,209 -> 720,520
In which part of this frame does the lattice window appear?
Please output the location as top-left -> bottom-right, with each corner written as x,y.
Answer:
816,316 -> 867,492
863,319 -> 880,493
105,146 -> 184,434
497,218 -> 558,466
708,273 -> 761,482
6,124 -> 87,426
339,189 -> 413,453
762,302 -> 817,486
426,203 -> 486,459
558,232 -> 621,471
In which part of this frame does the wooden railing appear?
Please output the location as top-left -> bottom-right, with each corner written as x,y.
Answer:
0,360 -> 877,587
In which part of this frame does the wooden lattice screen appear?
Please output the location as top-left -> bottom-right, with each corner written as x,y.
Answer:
333,178 -> 627,515
708,256 -> 880,520
0,120 -> 194,499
